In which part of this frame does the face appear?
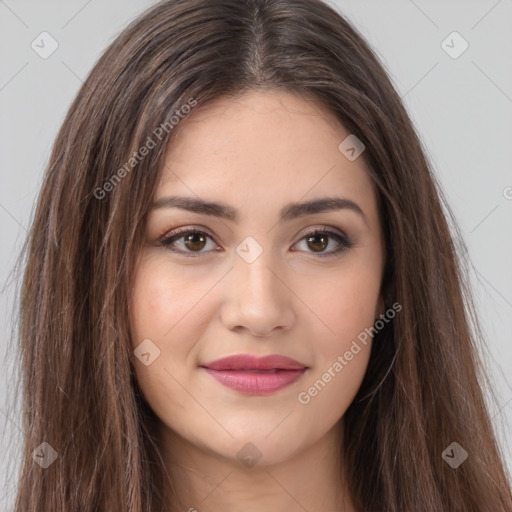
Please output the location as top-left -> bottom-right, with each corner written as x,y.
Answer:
130,90 -> 385,467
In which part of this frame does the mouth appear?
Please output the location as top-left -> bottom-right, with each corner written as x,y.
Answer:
200,354 -> 308,395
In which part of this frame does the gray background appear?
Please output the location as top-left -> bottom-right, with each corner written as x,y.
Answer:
1,0 -> 511,507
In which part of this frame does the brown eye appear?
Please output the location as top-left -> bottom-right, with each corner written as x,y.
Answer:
293,228 -> 353,257
160,228 -> 217,257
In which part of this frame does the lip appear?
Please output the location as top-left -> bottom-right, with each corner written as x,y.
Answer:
202,354 -> 307,371
200,354 -> 308,395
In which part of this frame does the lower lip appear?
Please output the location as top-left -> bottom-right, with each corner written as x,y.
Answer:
202,368 -> 307,394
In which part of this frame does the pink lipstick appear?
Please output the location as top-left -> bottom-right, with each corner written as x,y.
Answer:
200,354 -> 307,395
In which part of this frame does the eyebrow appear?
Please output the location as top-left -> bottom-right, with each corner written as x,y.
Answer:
151,195 -> 367,225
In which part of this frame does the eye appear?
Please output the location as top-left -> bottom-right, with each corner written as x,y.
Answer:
292,227 -> 353,257
159,225 -> 353,258
160,227 -> 218,257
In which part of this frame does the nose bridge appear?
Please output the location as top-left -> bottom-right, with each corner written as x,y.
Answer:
238,248 -> 279,300
221,237 -> 294,335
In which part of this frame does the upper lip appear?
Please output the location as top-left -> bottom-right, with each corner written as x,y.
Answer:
201,354 -> 307,371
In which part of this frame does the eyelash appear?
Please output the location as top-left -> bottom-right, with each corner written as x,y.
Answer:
159,226 -> 353,259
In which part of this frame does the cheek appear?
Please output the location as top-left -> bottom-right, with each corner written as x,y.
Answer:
130,257 -> 212,349
129,258 -> 208,426
292,251 -> 381,412
298,254 -> 382,353
129,259 -> 199,405
294,270 -> 377,424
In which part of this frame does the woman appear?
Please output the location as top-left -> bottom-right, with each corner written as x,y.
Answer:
11,0 -> 512,510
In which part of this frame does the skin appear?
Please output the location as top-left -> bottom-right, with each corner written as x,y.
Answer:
130,90 -> 385,511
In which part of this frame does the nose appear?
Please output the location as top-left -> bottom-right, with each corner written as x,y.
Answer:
220,248 -> 295,337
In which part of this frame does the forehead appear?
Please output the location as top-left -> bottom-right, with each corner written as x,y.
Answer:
156,90 -> 378,225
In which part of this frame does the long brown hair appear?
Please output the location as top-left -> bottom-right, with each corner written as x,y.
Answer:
8,0 -> 512,510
